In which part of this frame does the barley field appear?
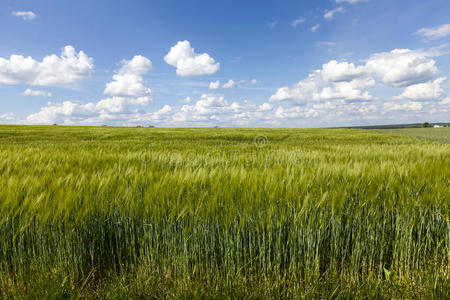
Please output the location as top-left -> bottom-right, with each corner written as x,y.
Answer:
0,125 -> 448,298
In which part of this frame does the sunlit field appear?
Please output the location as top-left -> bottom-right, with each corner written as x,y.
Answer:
0,125 -> 448,298
377,127 -> 450,144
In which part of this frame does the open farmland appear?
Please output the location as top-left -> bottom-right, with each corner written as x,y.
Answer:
0,125 -> 448,298
377,127 -> 450,144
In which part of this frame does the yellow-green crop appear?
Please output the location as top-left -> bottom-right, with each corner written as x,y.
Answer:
0,125 -> 448,298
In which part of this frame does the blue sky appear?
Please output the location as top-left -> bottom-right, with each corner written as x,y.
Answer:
1,0 -> 449,127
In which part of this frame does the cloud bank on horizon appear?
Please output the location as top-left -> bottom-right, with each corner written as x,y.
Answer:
0,0 -> 449,127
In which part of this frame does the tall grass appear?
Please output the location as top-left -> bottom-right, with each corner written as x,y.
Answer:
0,125 -> 448,298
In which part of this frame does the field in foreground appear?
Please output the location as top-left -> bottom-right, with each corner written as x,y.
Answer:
0,126 -> 448,299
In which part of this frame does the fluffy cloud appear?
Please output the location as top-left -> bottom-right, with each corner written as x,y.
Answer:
164,41 -> 220,76
185,94 -> 227,112
22,88 -> 52,97
24,92 -> 448,127
383,101 -> 423,112
270,60 -> 375,104
96,96 -> 152,113
236,79 -> 256,87
311,24 -> 320,32
321,60 -> 365,82
0,46 -> 93,86
271,47 -> 445,107
26,95 -> 156,125
171,94 -> 275,125
209,79 -> 255,90
394,77 -> 447,101
26,101 -> 97,124
209,80 -> 220,90
320,78 -> 375,100
415,24 -> 450,41
104,55 -> 152,103
273,101 -> 378,124
222,79 -> 236,89
26,93 -> 276,126
12,11 -> 36,20
365,49 -> 439,87
324,7 -> 344,19
27,55 -> 154,124
22,44 -> 450,127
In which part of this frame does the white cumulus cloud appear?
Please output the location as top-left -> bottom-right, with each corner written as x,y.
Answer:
383,101 -> 423,112
270,60 -> 374,105
222,79 -> 236,89
171,94 -> 275,125
209,80 -> 220,90
26,101 -> 97,124
26,95 -> 156,125
104,55 -> 153,103
0,46 -> 93,86
164,40 -> 220,76
27,55 -> 155,125
26,93 -> 278,126
321,60 -> 365,82
365,49 -> 440,87
270,46 -> 448,120
394,77 -> 447,101
210,79 -> 256,90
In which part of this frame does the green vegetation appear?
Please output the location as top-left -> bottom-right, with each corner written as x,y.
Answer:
377,127 -> 450,144
0,125 -> 448,298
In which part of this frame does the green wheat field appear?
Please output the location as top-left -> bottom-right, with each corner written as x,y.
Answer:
0,125 -> 449,299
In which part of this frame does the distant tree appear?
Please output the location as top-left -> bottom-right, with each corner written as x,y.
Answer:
423,122 -> 431,128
